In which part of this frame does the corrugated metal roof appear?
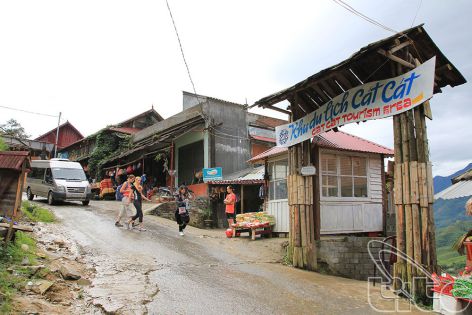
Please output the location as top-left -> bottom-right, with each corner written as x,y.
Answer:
248,146 -> 287,163
0,151 -> 31,171
109,127 -> 141,135
249,130 -> 394,163
208,166 -> 265,185
250,135 -> 276,143
313,130 -> 394,156
434,180 -> 472,200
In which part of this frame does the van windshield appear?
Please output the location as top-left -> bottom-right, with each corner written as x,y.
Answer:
51,168 -> 87,181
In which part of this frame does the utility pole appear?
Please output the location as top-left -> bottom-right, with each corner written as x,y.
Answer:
54,112 -> 61,158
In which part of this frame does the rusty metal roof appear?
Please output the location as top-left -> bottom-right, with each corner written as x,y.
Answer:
109,127 -> 141,135
0,151 -> 31,171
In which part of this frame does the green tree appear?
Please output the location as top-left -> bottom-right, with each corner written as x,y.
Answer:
0,119 -> 30,140
0,136 -> 7,151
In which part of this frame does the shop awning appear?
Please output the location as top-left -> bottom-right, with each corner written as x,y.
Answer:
208,166 -> 265,185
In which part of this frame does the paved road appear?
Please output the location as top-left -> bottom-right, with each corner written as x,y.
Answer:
35,199 -> 426,314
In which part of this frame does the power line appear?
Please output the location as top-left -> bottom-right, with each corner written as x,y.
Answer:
0,105 -> 58,118
411,0 -> 423,27
331,0 -> 398,34
165,0 -> 198,97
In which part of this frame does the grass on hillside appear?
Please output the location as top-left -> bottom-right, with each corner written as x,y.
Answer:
0,232 -> 40,313
436,220 -> 471,274
21,201 -> 55,223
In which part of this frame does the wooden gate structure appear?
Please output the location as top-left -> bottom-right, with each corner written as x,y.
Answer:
251,25 -> 466,298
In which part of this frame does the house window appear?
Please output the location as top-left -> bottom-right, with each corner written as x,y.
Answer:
321,153 -> 368,198
268,159 -> 288,200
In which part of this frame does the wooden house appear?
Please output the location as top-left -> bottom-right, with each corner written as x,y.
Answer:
35,121 -> 84,150
0,151 -> 31,220
249,130 -> 393,235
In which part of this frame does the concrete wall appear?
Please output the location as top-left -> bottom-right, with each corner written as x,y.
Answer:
317,236 -> 384,281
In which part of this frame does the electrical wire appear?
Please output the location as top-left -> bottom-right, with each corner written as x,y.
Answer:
330,0 -> 398,34
411,0 -> 423,27
0,105 -> 58,118
165,0 -> 198,98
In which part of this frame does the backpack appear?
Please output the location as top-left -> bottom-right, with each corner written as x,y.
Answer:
115,184 -> 123,201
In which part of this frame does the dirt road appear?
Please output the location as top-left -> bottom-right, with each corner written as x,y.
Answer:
33,199 -> 427,314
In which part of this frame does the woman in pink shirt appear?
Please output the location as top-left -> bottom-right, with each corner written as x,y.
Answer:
224,185 -> 236,227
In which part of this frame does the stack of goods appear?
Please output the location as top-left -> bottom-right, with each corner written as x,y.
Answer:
99,178 -> 115,199
233,212 -> 275,229
451,268 -> 472,300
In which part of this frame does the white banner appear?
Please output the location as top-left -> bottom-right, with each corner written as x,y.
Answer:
275,57 -> 436,147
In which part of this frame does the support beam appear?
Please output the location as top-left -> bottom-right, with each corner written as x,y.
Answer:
378,49 -> 415,69
263,104 -> 291,115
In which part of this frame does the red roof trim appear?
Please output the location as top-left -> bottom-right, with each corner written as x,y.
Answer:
250,135 -> 276,143
34,121 -> 84,141
249,130 -> 394,163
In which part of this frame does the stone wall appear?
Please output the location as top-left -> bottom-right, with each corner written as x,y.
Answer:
149,197 -> 209,229
317,236 -> 384,281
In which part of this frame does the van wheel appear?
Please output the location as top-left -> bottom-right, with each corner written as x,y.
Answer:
27,188 -> 34,200
48,192 -> 55,205
82,200 -> 90,206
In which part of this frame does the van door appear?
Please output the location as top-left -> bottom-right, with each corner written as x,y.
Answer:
29,167 -> 46,197
43,168 -> 55,196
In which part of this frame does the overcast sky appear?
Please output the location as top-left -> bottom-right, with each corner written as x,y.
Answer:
0,0 -> 470,176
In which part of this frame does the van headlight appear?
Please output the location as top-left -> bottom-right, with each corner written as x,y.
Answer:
55,185 -> 66,193
86,185 -> 91,194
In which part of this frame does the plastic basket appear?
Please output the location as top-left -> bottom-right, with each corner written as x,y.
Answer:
464,241 -> 472,268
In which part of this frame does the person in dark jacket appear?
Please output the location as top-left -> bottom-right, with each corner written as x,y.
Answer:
175,185 -> 192,236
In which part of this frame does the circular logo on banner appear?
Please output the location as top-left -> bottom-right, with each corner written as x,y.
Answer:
279,129 -> 289,145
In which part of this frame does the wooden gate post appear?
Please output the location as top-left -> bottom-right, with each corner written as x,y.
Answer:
288,136 -> 317,270
392,56 -> 438,300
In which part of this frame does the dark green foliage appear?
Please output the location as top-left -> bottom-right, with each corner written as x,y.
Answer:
88,131 -> 131,180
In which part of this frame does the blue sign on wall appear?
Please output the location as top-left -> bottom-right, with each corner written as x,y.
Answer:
203,167 -> 223,182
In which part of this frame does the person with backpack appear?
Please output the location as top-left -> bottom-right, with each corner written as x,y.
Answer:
127,176 -> 150,231
175,185 -> 192,236
224,185 -> 237,227
115,175 -> 134,227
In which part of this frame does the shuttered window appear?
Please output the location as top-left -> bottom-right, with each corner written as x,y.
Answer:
321,154 -> 368,198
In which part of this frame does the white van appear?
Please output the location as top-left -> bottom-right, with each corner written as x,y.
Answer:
26,159 -> 92,206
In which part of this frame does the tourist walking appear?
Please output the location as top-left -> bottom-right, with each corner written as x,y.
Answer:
115,175 -> 135,227
127,176 -> 150,231
175,185 -> 192,236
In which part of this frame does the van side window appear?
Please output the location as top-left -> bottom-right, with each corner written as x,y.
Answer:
30,167 -> 45,180
45,168 -> 53,183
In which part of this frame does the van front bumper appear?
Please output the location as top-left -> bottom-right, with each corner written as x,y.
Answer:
52,192 -> 93,201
